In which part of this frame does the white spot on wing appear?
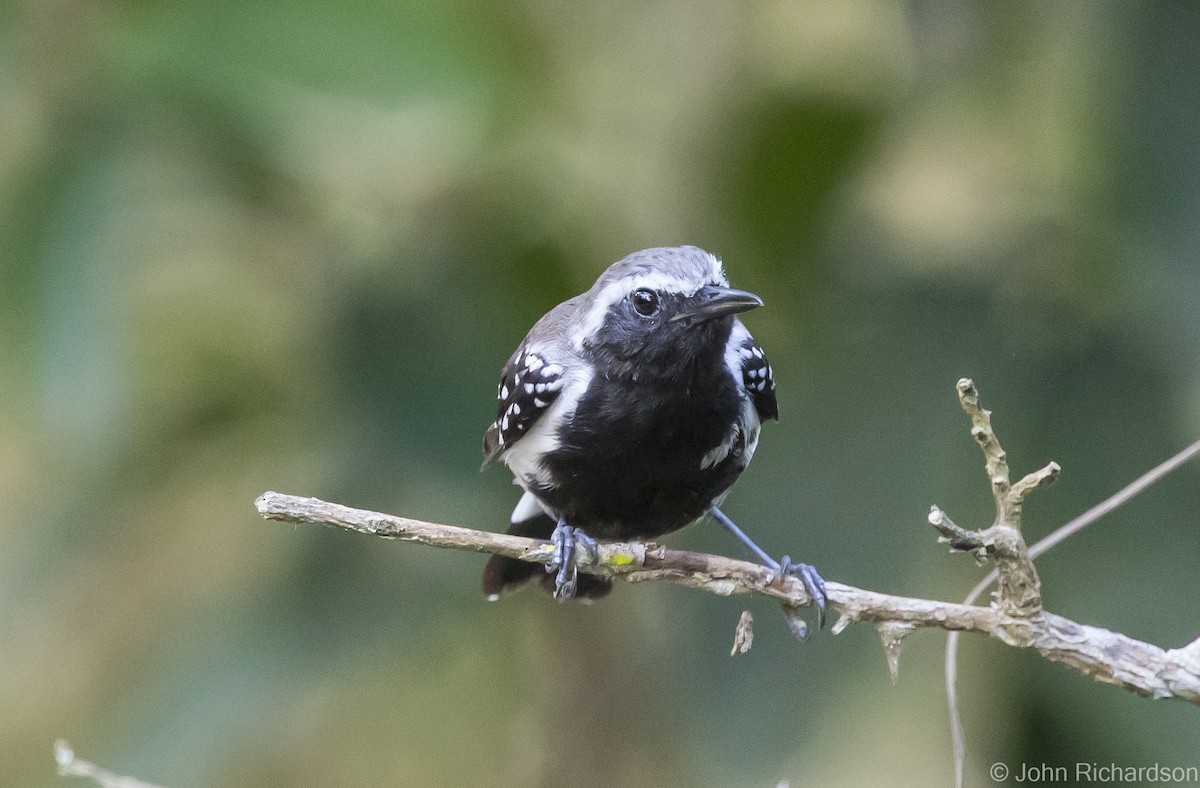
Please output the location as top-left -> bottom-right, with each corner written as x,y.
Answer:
503,366 -> 594,489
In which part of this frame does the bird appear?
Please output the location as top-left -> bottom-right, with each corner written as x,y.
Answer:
480,245 -> 826,623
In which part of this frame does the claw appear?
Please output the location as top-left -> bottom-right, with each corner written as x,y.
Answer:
547,521 -> 597,600
709,506 -> 827,634
780,555 -> 827,630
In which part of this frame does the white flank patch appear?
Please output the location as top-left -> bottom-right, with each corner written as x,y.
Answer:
701,422 -> 740,469
743,419 -> 761,464
510,489 -> 552,524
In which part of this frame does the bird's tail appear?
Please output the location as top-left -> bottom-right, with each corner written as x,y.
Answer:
482,513 -> 613,600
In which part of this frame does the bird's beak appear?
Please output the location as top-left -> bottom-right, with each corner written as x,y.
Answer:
672,285 -> 764,322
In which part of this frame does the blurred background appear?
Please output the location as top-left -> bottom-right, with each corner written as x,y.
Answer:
2,1 -> 1198,785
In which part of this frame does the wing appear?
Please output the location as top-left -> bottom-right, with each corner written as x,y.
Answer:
735,337 -> 778,422
482,345 -> 567,465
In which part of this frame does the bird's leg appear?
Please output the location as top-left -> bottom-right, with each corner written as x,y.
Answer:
546,518 -> 598,600
778,555 -> 828,630
709,507 -> 779,568
709,506 -> 827,630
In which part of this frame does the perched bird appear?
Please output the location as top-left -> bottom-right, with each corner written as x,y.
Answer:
481,246 -> 825,622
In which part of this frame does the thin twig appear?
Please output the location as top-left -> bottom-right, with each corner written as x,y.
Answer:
54,740 -> 163,788
1029,437 -> 1200,561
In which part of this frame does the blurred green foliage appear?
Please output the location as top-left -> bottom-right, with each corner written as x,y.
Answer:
2,1 -> 1198,786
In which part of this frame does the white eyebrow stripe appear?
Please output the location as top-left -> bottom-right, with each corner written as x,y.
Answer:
572,273 -> 706,351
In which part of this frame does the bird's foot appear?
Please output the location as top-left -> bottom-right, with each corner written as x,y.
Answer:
546,521 -> 598,600
779,556 -> 827,631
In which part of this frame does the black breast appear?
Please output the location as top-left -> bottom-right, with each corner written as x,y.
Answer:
534,357 -> 750,540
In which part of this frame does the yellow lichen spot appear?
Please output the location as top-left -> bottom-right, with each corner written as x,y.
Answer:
607,552 -> 634,566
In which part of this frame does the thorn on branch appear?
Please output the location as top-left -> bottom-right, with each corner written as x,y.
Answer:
829,610 -> 854,636
731,610 -> 754,656
878,621 -> 916,686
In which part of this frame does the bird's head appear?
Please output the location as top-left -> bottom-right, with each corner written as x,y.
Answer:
572,246 -> 761,375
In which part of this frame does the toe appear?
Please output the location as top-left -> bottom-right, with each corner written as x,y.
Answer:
799,564 -> 828,630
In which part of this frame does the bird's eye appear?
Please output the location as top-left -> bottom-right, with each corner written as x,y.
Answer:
631,288 -> 659,317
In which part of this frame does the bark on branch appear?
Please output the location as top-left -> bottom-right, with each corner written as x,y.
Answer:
253,489 -> 1200,704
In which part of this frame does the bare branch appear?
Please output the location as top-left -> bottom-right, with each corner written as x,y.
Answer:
940,383 -> 1200,788
253,491 -> 1200,705
952,378 -> 1048,617
253,379 -> 1199,788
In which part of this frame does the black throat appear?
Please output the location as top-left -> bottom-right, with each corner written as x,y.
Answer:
534,316 -> 749,540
